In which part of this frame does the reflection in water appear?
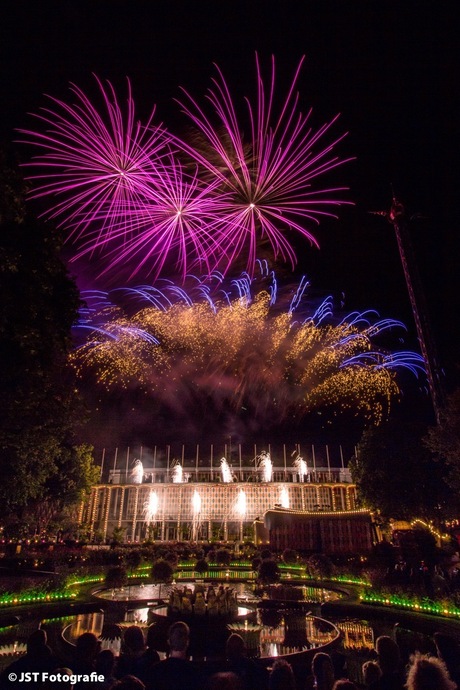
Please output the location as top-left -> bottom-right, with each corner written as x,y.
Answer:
154,605 -> 252,618
96,581 -> 255,602
228,611 -> 339,659
257,612 -> 338,658
66,612 -> 104,639
70,581 -> 342,660
64,613 -> 122,656
338,620 -> 374,651
0,642 -> 27,663
96,582 -> 341,604
121,607 -> 150,626
0,604 -> 439,686
63,607 -> 338,660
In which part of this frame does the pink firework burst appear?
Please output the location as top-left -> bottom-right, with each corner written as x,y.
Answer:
19,59 -> 352,281
177,55 -> 353,274
18,77 -> 169,245
75,154 -> 226,280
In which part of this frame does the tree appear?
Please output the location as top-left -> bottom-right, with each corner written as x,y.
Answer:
349,419 -> 454,521
105,565 -> 128,590
306,553 -> 334,580
282,548 -> 298,565
425,389 -> 460,492
257,559 -> 280,585
216,548 -> 232,566
0,161 -> 98,532
33,444 -> 100,534
111,527 -> 126,546
151,559 -> 174,600
195,558 -> 208,573
125,549 -> 142,573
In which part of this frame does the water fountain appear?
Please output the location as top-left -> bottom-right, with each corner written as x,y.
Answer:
144,490 -> 159,524
171,461 -> 183,483
86,582 -> 341,662
256,451 -> 273,482
220,457 -> 234,483
280,485 -> 290,509
130,459 -> 144,484
293,454 -> 308,482
235,489 -> 247,541
191,490 -> 202,541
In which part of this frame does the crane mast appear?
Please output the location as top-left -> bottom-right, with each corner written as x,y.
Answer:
388,197 -> 444,422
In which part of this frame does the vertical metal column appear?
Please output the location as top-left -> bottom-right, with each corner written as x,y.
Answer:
386,198 -> 444,421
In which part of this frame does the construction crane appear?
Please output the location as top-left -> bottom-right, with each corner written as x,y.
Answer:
371,196 -> 444,423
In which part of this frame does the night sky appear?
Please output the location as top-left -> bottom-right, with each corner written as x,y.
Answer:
1,1 -> 458,449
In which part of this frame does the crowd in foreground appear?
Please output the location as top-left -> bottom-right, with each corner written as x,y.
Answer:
1,621 -> 459,690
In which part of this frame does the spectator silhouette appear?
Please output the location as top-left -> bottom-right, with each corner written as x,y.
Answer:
269,659 -> 296,690
362,660 -> 382,689
406,654 -> 456,690
111,676 -> 145,690
146,622 -> 200,690
374,636 -> 405,690
135,624 -> 160,684
0,629 -> 60,690
207,672 -> 243,690
311,652 -> 335,690
95,649 -> 117,689
434,632 -> 460,687
225,633 -> 269,690
71,632 -> 100,690
72,632 -> 99,676
116,626 -> 146,679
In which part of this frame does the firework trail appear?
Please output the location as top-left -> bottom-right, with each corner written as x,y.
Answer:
20,59 -> 351,280
71,267 -> 425,428
19,78 -> 169,246
74,154 -> 227,281
177,55 -> 353,274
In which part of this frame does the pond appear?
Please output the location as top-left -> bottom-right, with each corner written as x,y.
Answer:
0,583 -> 446,686
95,582 -> 342,605
61,606 -> 340,660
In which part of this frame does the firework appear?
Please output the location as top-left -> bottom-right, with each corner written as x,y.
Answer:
235,489 -> 247,518
177,55 -> 353,274
21,59 -> 351,279
19,77 -> 169,245
73,154 -> 227,280
71,269 -> 425,428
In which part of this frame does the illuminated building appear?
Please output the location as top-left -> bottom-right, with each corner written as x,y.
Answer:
260,507 -> 374,553
80,446 -> 367,551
